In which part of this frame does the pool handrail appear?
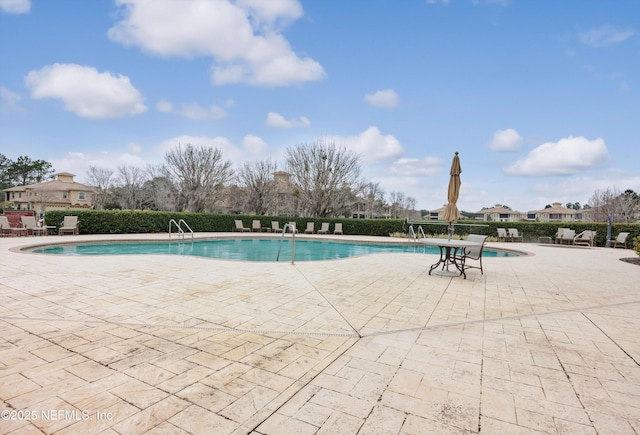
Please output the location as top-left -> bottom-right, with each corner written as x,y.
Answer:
276,223 -> 295,264
169,219 -> 194,240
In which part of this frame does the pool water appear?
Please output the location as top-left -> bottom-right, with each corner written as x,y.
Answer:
28,239 -> 519,262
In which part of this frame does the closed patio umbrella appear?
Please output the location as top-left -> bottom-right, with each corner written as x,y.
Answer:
443,152 -> 461,240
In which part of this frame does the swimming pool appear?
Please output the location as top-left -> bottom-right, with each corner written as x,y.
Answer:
28,238 -> 520,262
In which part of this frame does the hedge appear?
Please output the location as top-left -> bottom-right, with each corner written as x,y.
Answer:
41,210 -> 640,246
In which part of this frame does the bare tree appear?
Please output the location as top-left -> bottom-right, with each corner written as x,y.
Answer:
141,165 -> 179,211
85,166 -> 114,210
164,144 -> 233,213
360,181 -> 385,218
116,165 -> 147,210
286,139 -> 361,217
238,159 -> 278,215
619,189 -> 639,222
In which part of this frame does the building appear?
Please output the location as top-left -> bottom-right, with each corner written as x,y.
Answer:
530,202 -> 584,222
476,204 -> 525,222
2,172 -> 95,216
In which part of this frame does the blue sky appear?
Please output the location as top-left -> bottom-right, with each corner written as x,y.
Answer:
1,0 -> 638,213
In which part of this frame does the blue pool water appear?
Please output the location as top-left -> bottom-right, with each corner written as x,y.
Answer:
28,239 -> 519,262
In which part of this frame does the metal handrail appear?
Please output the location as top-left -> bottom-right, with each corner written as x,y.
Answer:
178,219 -> 194,240
169,219 -> 183,239
276,223 -> 295,264
408,224 -> 427,242
169,219 -> 193,240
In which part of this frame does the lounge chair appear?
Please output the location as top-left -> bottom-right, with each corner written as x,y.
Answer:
271,221 -> 282,233
554,228 -> 570,244
21,215 -> 46,236
497,228 -> 509,242
251,220 -> 262,232
304,222 -> 315,234
58,216 -> 79,235
508,228 -> 523,242
559,229 -> 575,245
334,223 -> 343,235
574,230 -> 596,247
454,234 -> 488,275
0,215 -> 23,237
317,222 -> 330,234
287,222 -> 298,233
233,220 -> 250,232
609,232 -> 630,248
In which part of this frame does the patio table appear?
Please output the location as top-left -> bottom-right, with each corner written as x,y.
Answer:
419,238 -> 480,279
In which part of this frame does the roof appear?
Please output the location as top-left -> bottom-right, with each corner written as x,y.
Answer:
2,179 -> 95,193
477,205 -> 522,214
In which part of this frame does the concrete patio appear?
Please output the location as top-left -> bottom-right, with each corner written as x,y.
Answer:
1,233 -> 639,434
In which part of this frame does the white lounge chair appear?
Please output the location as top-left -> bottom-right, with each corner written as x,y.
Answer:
559,229 -> 575,245
233,220 -> 250,232
317,222 -> 330,234
287,222 -> 298,233
497,228 -> 509,242
0,215 -> 26,237
271,221 -> 282,233
574,230 -> 596,247
58,216 -> 79,235
333,223 -> 343,235
609,232 -> 630,248
304,222 -> 315,234
21,215 -> 46,236
508,228 -> 523,242
251,220 -> 262,232
554,228 -> 570,244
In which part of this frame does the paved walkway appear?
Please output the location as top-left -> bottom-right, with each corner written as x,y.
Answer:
1,233 -> 639,434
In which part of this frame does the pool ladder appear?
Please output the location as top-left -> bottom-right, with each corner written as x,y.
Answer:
276,223 -> 296,264
169,219 -> 193,240
408,224 -> 426,242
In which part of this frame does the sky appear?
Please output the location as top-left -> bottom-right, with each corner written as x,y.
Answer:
1,0 -> 639,214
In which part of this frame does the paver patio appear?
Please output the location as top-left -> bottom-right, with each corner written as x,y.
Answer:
1,233 -> 639,434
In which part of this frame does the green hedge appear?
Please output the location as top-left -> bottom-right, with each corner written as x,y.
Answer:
42,210 -> 408,236
42,210 -> 640,246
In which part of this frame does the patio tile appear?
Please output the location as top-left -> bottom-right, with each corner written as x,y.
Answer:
1,234 -> 639,433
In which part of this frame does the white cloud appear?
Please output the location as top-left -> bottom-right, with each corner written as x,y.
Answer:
504,136 -> 609,176
108,0 -> 325,87
180,103 -> 227,120
24,63 -> 147,119
235,0 -> 302,27
0,0 -> 30,14
364,89 -> 399,108
266,111 -> 310,128
156,100 -> 173,112
243,134 -> 268,155
390,157 -> 442,176
580,25 -> 635,47
51,151 -> 149,181
487,128 -> 522,152
156,100 -> 227,119
156,134 -> 270,166
0,86 -> 24,111
327,126 -> 404,164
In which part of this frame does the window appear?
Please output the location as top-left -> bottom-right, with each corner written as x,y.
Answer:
79,192 -> 85,200
62,192 -> 68,199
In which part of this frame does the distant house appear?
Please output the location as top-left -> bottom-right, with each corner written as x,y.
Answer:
476,204 -> 524,222
531,202 -> 584,222
2,172 -> 95,216
426,206 -> 446,220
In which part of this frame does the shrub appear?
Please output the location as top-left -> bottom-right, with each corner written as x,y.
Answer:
633,235 -> 640,257
41,210 -> 640,243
